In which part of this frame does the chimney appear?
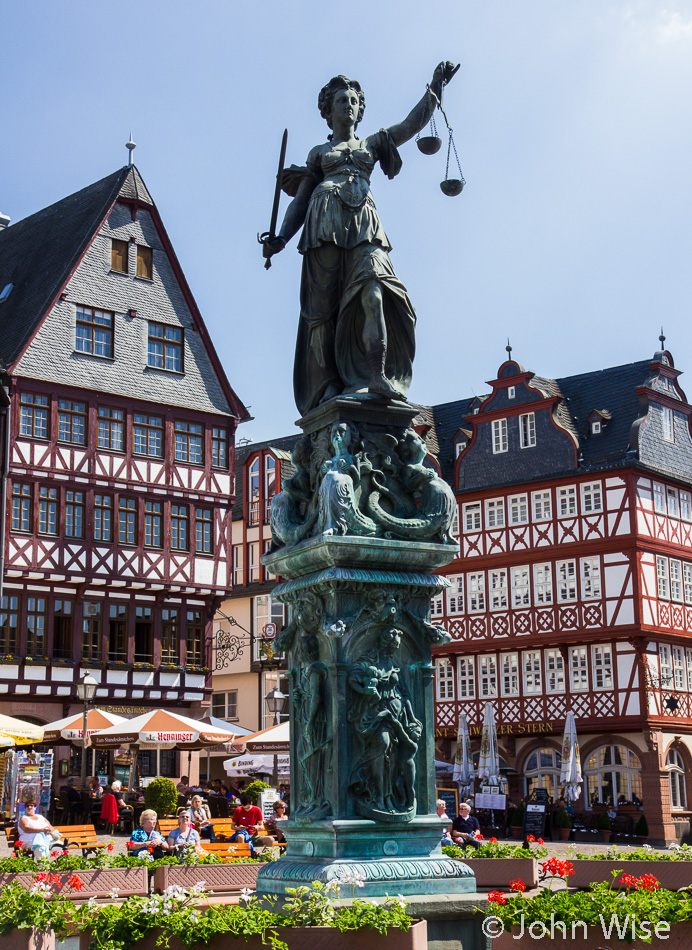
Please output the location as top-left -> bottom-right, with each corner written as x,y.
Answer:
0,213 -> 10,231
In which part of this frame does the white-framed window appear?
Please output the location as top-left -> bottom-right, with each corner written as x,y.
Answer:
457,656 -> 475,698
680,491 -> 691,522
557,486 -> 577,518
545,649 -> 565,693
569,647 -> 589,691
485,498 -> 506,529
500,652 -> 519,696
683,563 -> 692,605
532,490 -> 552,522
524,747 -> 563,800
455,441 -> 466,458
467,572 -> 486,612
591,420 -> 601,435
488,569 -> 508,610
492,418 -> 508,454
435,658 -> 455,700
592,644 -> 613,689
659,643 -> 673,688
533,563 -> 553,604
430,592 -> 444,617
672,647 -> 686,691
478,654 -> 497,697
585,745 -> 642,809
446,575 -> 464,615
580,557 -> 602,600
653,482 -> 666,514
686,648 -> 692,691
663,406 -> 675,443
670,559 -> 683,602
656,556 -> 670,599
232,545 -> 243,586
509,494 -> 528,525
508,386 -> 515,399
211,690 -> 238,721
581,481 -> 603,514
451,506 -> 460,537
523,650 -> 542,694
252,595 -> 286,660
248,542 -> 260,583
519,412 -> 536,448
667,487 -> 679,518
667,749 -> 687,810
511,566 -> 531,608
557,560 -> 577,601
464,502 -> 482,532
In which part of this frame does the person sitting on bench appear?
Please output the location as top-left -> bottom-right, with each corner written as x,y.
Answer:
17,799 -> 62,859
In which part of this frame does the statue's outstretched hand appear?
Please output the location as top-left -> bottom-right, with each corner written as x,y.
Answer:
260,234 -> 286,262
432,61 -> 459,97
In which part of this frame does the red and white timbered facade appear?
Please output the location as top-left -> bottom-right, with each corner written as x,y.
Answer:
0,165 -> 248,768
431,349 -> 692,842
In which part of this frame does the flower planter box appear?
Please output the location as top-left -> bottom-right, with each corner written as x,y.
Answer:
459,858 -> 538,888
153,862 -> 263,895
570,859 -> 692,891
0,867 -> 148,899
3,931 -> 54,950
76,921 -> 427,950
492,919 -> 692,949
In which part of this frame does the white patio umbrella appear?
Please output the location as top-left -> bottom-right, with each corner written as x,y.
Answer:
230,720 -> 290,754
452,711 -> 475,795
0,714 -> 44,746
559,711 -> 582,802
224,753 -> 290,778
91,709 -> 238,780
476,702 -> 501,786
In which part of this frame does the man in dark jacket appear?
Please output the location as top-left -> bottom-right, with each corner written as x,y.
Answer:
451,802 -> 482,849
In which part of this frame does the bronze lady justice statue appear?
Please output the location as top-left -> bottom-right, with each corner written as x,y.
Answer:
262,62 -> 458,416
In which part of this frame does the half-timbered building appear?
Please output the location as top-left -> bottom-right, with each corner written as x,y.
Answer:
431,344 -> 692,843
0,165 -> 248,776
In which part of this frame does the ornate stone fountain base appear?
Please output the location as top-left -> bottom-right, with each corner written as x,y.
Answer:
256,397 -> 475,899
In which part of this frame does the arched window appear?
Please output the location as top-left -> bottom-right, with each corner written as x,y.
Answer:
248,458 -> 260,525
264,456 -> 276,523
667,749 -> 687,810
585,744 -> 642,807
523,747 -> 562,799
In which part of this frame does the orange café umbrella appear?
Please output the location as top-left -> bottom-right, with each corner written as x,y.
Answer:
42,709 -> 126,746
90,709 -> 238,750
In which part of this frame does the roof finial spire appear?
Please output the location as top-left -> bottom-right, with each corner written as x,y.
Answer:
126,133 -> 136,167
506,337 -> 512,357
659,326 -> 666,348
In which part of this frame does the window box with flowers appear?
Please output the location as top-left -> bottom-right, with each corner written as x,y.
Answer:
444,838 -> 545,888
569,845 -> 692,890
485,862 -> 692,949
133,662 -> 155,670
0,655 -> 20,665
23,657 -> 49,665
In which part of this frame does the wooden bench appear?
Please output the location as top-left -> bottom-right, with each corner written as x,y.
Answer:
198,841 -> 253,860
157,818 -> 180,838
6,823 -> 107,857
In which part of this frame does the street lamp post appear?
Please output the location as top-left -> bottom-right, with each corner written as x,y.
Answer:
76,673 -> 98,786
264,686 -> 287,787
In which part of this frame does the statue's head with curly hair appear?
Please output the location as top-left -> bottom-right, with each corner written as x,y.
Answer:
318,75 -> 366,132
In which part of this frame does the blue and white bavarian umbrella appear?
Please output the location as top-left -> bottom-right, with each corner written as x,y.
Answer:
559,711 -> 582,802
452,711 -> 475,796
477,702 -> 501,786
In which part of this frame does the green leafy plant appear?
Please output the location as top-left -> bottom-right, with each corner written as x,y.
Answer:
443,838 -> 548,860
510,802 -> 524,827
555,806 -> 571,829
143,777 -> 178,817
636,813 -> 649,837
245,780 -> 270,804
596,810 -> 612,831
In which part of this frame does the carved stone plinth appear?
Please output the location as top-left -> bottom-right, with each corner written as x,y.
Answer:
257,396 -> 473,898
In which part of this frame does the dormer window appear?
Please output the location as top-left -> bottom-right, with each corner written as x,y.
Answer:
137,245 -> 153,280
663,406 -> 675,443
508,386 -> 515,399
492,419 -> 508,454
111,239 -> 129,274
76,306 -> 113,359
455,441 -> 466,458
591,420 -> 601,435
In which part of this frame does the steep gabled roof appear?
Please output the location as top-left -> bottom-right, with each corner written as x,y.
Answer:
0,167 -> 132,370
0,165 -> 249,421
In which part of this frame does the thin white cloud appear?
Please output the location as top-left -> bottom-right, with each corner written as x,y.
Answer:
658,9 -> 692,41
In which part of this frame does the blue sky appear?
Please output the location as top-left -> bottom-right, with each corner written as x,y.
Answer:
4,1 -> 692,442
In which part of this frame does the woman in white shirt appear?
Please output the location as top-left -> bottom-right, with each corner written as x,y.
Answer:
17,800 -> 60,858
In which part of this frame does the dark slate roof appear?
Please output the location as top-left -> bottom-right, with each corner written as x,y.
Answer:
431,396 -> 481,483
232,433 -> 301,520
0,167 -> 136,370
556,359 -> 651,468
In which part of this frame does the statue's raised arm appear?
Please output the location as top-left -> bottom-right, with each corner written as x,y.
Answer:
383,61 -> 459,148
262,64 -> 459,417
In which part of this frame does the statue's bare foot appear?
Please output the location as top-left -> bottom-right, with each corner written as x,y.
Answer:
368,374 -> 401,400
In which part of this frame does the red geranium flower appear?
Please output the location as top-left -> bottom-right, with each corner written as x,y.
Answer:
541,858 -> 574,878
636,874 -> 659,891
620,873 -> 638,889
489,837 -> 498,844
487,891 -> 507,904
66,875 -> 84,891
509,878 -> 527,892
107,842 -> 114,852
537,838 -> 544,845
526,834 -> 536,843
